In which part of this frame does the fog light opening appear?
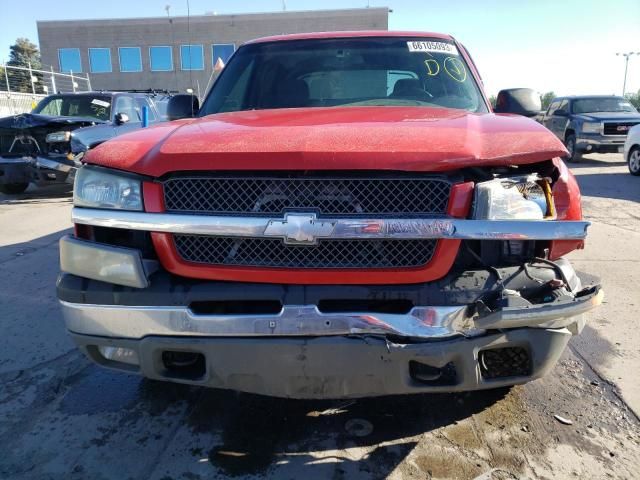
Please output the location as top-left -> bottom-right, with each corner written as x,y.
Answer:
161,350 -> 206,380
97,345 -> 140,366
479,346 -> 531,380
409,361 -> 458,386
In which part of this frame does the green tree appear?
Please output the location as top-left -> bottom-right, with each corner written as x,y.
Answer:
0,64 -> 6,91
6,38 -> 44,93
541,91 -> 556,110
625,90 -> 640,110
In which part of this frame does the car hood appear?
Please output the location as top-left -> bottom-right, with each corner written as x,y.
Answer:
84,106 -> 567,176
0,113 -> 106,130
573,112 -> 640,122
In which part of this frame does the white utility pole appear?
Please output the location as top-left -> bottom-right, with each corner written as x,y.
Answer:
616,52 -> 639,96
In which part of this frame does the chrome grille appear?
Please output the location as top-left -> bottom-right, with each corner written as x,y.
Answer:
163,176 -> 452,216
174,235 -> 437,269
603,122 -> 639,136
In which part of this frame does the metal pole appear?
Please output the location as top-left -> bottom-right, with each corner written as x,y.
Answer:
623,55 -> 629,96
28,61 -> 35,94
86,73 -> 92,92
70,70 -> 75,93
50,66 -> 57,93
3,63 -> 10,93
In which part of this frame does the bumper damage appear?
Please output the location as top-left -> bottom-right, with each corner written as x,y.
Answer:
57,254 -> 602,398
69,328 -> 575,399
0,155 -> 76,187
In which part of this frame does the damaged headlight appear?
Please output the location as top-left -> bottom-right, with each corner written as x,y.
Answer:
74,167 -> 142,211
473,175 -> 554,220
45,131 -> 71,143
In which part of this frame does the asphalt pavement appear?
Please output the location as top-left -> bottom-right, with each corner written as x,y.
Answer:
0,154 -> 638,479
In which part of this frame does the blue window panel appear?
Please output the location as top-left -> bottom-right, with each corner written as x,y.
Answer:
88,48 -> 112,73
119,47 -> 142,73
181,45 -> 204,70
58,48 -> 82,73
212,44 -> 235,65
149,46 -> 173,71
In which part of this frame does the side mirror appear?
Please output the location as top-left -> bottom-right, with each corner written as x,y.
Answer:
554,109 -> 568,117
493,88 -> 542,117
167,94 -> 200,121
114,113 -> 129,125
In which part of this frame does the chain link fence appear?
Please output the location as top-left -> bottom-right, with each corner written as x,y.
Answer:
0,64 -> 92,116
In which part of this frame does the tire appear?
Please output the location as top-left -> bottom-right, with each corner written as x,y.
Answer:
564,134 -> 582,162
629,147 -> 640,176
0,182 -> 29,194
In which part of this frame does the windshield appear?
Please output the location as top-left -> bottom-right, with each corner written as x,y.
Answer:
33,95 -> 112,121
572,97 -> 637,114
199,37 -> 488,115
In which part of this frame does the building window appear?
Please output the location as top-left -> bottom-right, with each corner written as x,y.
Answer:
212,44 -> 235,65
58,48 -> 82,73
118,47 -> 142,73
149,46 -> 173,71
88,48 -> 112,73
180,44 -> 204,70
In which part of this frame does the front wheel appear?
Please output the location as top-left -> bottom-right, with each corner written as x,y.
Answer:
629,147 -> 640,176
564,134 -> 582,163
0,182 -> 29,194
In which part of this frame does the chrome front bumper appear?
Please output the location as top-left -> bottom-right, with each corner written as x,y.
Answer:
0,155 -> 74,172
60,284 -> 602,341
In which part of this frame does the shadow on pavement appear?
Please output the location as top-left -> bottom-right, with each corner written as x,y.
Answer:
567,155 -> 627,168
187,386 -> 510,477
574,172 -> 640,203
0,183 -> 72,205
0,229 -> 71,262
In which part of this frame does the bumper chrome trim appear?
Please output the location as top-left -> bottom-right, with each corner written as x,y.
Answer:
0,155 -> 74,172
60,284 -> 601,340
71,207 -> 590,241
33,156 -> 74,173
476,286 -> 603,330
61,302 -> 477,339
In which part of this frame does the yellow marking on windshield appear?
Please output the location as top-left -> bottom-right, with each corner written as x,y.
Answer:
444,57 -> 467,83
424,59 -> 440,76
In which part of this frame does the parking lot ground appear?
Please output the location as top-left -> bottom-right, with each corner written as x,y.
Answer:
1,155 -> 639,480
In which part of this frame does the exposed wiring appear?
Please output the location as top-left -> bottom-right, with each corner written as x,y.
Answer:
465,244 -> 504,286
522,262 -> 546,285
530,257 -> 573,293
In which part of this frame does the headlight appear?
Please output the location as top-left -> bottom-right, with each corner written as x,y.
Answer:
74,167 -> 142,211
581,122 -> 601,134
474,175 -> 553,220
45,131 -> 71,143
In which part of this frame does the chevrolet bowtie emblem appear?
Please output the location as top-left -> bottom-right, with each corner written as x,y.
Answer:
264,213 -> 336,245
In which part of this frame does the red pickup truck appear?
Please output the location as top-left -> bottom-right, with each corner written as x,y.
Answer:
57,31 -> 602,398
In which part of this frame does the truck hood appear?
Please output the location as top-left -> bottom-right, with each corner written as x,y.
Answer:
0,113 -> 106,129
572,112 -> 640,122
84,106 -> 567,176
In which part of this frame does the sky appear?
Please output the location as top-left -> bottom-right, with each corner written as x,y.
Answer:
1,0 -> 639,97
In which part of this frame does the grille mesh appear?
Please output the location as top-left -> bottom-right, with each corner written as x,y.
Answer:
163,176 -> 451,216
603,122 -> 639,136
174,235 -> 437,269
